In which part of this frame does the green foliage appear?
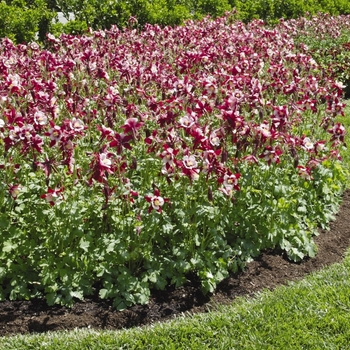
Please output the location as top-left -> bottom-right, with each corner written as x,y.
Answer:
0,0 -> 56,44
2,0 -> 350,43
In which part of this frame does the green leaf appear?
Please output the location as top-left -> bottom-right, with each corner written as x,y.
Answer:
70,290 -> 84,300
297,206 -> 307,213
46,292 -> 61,306
79,238 -> 90,252
99,288 -> 109,299
3,241 -> 17,253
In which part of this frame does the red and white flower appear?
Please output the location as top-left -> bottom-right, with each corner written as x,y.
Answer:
144,189 -> 170,213
41,187 -> 64,206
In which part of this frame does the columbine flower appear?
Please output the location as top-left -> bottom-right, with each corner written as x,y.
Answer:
328,123 -> 346,142
209,131 -> 221,146
259,146 -> 282,165
41,187 -> 64,206
218,172 -> 241,197
257,122 -> 271,138
183,155 -> 198,169
34,111 -> 48,126
48,125 -> 62,143
161,145 -> 178,165
297,166 -> 312,180
99,153 -> 112,169
334,80 -> 346,89
120,117 -> 144,137
8,126 -> 21,141
315,140 -> 326,153
223,173 -> 240,191
179,114 -> 196,128
9,184 -> 21,199
70,117 -> 85,132
144,188 -> 170,213
302,137 -> 314,151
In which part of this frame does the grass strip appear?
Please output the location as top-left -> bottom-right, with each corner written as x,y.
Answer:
2,249 -> 350,350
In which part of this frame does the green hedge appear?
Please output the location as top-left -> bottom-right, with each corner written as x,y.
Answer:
0,0 -> 55,43
232,0 -> 350,24
2,0 -> 350,44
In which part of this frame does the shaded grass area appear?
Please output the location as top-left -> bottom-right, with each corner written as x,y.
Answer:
2,250 -> 350,349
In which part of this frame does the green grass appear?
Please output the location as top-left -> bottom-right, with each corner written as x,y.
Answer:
2,251 -> 350,349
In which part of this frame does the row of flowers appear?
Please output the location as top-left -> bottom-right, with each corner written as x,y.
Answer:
0,12 -> 348,307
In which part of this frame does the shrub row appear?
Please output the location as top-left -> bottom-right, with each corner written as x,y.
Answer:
2,0 -> 350,44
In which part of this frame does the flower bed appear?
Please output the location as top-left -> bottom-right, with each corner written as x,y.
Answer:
0,14 -> 347,309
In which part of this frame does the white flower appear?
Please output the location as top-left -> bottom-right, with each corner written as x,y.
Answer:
34,111 -> 48,126
257,123 -> 271,138
151,196 -> 164,210
99,153 -> 112,168
209,131 -> 220,146
70,117 -> 84,132
183,155 -> 198,169
303,137 -> 314,151
179,115 -> 195,128
223,174 -> 238,189
49,126 -> 61,142
335,80 -> 346,89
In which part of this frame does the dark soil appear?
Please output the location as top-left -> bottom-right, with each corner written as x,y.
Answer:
1,190 -> 350,337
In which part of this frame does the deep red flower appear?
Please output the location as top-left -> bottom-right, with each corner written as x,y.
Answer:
109,133 -> 133,154
120,117 -> 144,138
328,122 -> 346,142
